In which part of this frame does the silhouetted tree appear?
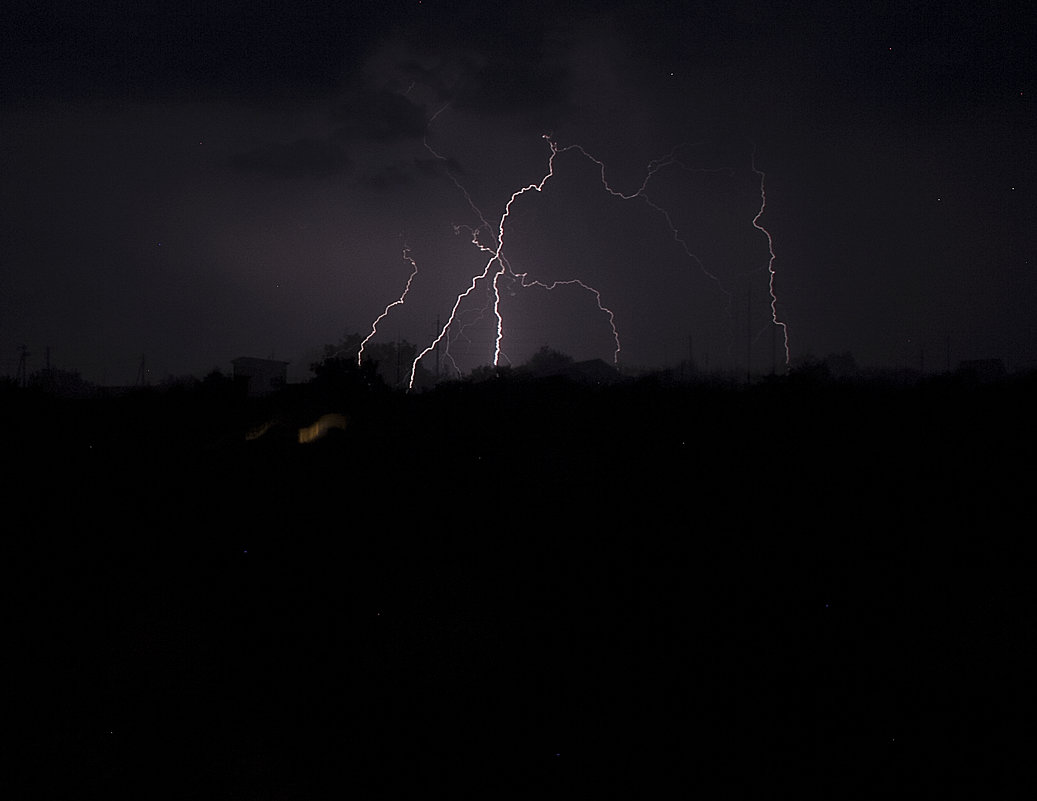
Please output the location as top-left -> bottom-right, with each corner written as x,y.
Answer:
787,354 -> 833,387
825,351 -> 859,379
322,332 -> 364,363
317,332 -> 433,390
467,364 -> 513,383
199,368 -> 239,401
310,355 -> 385,396
28,367 -> 95,398
521,346 -> 574,378
158,374 -> 200,393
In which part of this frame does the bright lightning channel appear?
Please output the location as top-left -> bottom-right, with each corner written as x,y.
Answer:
550,141 -> 733,300
357,246 -> 420,366
404,135 -> 631,389
364,123 -> 790,388
751,151 -> 791,369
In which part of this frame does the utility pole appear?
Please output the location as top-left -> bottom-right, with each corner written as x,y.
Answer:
16,345 -> 29,388
136,353 -> 148,387
772,323 -> 777,375
746,287 -> 752,384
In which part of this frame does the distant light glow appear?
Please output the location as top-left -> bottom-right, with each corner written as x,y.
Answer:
298,413 -> 348,444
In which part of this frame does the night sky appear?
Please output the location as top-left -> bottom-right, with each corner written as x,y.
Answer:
3,0 -> 1034,384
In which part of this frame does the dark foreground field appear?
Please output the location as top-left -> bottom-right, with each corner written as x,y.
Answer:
6,372 -> 1036,799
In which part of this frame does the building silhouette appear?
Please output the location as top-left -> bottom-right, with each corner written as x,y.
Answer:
231,357 -> 288,397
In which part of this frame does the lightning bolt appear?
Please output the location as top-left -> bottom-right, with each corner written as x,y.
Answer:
551,141 -> 733,300
357,246 -> 419,367
442,290 -> 494,378
404,134 -> 624,388
511,273 -> 621,364
368,114 -> 790,389
751,150 -> 791,370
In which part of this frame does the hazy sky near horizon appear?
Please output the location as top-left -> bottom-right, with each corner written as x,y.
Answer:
2,1 -> 1034,383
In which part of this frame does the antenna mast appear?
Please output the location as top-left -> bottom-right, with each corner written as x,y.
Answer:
16,345 -> 30,388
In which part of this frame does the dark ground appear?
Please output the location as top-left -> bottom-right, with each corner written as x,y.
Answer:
6,370 -> 1036,799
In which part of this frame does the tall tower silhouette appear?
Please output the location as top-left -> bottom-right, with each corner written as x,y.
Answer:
16,345 -> 30,388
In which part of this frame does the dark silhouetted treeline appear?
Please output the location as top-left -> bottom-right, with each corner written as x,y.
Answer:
6,367 -> 1036,798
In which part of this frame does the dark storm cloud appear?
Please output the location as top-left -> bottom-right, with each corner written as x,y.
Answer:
0,0 -> 372,102
2,0 -> 1034,382
357,154 -> 466,191
414,155 -> 464,176
422,22 -> 573,122
451,55 -> 571,120
331,90 -> 428,143
229,138 -> 351,179
358,164 -> 416,191
350,3 -> 586,130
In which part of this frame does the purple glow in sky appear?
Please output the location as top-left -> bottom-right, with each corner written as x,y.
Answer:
2,1 -> 1033,383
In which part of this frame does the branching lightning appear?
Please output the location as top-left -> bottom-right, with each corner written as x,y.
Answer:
512,272 -> 621,363
405,153 -> 556,388
552,141 -> 733,300
359,114 -> 791,388
401,135 -> 628,388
